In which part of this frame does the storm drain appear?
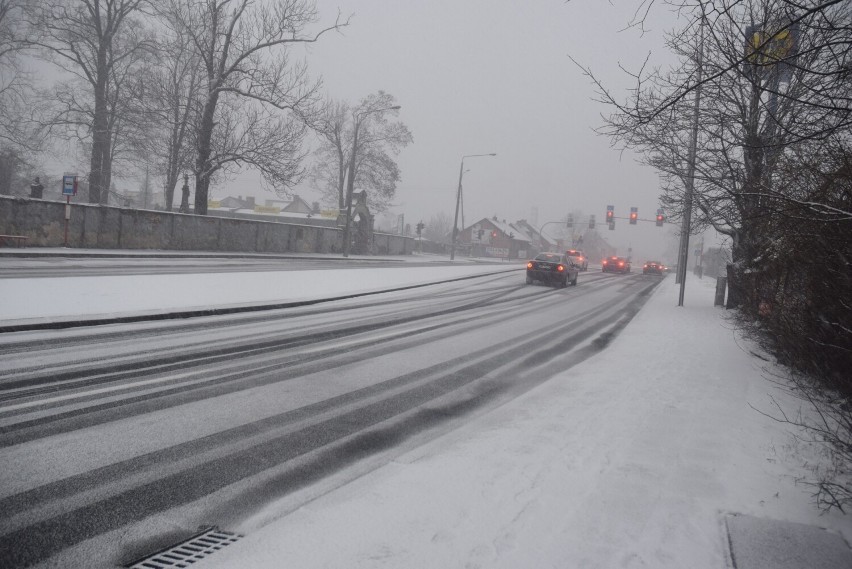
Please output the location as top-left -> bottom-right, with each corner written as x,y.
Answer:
126,526 -> 243,568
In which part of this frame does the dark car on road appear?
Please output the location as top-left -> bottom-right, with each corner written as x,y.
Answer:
643,261 -> 665,275
565,249 -> 589,271
602,256 -> 631,274
526,253 -> 579,288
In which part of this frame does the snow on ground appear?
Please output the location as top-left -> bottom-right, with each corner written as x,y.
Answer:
0,261 -> 509,323
186,273 -> 852,569
2,255 -> 849,566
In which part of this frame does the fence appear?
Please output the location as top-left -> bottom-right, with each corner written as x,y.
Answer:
0,196 -> 414,255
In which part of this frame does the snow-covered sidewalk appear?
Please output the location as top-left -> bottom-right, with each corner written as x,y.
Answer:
194,274 -> 852,569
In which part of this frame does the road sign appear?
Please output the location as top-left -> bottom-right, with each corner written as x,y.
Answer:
62,175 -> 78,196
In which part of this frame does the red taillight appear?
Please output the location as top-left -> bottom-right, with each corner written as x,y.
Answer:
578,257 -> 584,261
527,262 -> 533,269
602,260 -> 608,265
644,264 -> 648,268
618,262 -> 624,267
557,265 -> 565,272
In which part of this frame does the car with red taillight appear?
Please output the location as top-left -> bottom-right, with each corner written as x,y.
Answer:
526,253 -> 579,288
565,249 -> 589,271
602,256 -> 631,274
643,260 -> 664,275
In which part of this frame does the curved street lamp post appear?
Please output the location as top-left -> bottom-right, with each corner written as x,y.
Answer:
450,153 -> 496,261
342,104 -> 401,258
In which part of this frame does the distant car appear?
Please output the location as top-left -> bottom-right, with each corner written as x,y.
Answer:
565,249 -> 589,271
602,256 -> 631,274
526,252 -> 579,288
643,261 -> 664,275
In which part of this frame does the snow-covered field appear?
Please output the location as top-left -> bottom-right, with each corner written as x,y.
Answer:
183,273 -> 851,569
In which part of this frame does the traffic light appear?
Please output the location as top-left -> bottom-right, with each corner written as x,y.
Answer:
608,219 -> 615,230
589,214 -> 595,229
605,205 -> 614,224
566,214 -> 574,228
656,209 -> 665,227
491,230 -> 498,238
416,221 -> 424,236
629,207 -> 638,225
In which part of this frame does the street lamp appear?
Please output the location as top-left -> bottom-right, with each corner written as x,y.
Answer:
342,104 -> 402,258
449,153 -> 496,261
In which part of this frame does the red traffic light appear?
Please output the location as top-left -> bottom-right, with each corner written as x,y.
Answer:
656,214 -> 664,226
606,211 -> 613,222
491,230 -> 497,238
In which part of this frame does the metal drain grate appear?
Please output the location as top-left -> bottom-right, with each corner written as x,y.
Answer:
127,526 -> 243,568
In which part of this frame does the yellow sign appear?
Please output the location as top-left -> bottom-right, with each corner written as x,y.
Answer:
745,25 -> 796,66
320,209 -> 339,218
254,205 -> 281,214
208,200 -> 220,208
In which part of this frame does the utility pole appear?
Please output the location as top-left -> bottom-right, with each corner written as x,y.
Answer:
450,153 -> 496,261
677,17 -> 705,307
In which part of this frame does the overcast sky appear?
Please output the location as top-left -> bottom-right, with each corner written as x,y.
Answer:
224,1 -> 689,260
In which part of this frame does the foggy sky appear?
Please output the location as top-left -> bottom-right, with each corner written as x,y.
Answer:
224,1 -> 688,260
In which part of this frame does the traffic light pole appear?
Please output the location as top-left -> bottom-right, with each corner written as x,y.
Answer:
606,216 -> 661,224
536,220 -> 565,251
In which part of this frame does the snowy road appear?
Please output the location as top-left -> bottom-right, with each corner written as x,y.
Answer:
0,268 -> 662,568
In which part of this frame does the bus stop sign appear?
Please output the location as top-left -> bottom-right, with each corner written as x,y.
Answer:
62,175 -> 78,196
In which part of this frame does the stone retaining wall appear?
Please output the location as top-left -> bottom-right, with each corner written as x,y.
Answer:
0,196 -> 413,255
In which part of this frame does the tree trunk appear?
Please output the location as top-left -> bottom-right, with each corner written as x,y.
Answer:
194,92 -> 219,216
164,127 -> 181,211
89,103 -> 108,204
88,48 -> 110,205
102,126 -> 113,205
725,230 -> 742,309
336,144 -> 345,209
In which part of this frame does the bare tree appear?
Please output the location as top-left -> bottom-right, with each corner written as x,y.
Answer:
579,0 -> 851,300
590,0 -> 851,125
311,99 -> 349,209
136,9 -> 204,211
26,0 -> 151,204
167,0 -> 347,215
579,0 -> 852,512
311,91 -> 413,213
0,0 -> 43,166
423,211 -> 453,244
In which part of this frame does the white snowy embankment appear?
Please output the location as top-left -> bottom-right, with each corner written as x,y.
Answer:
195,274 -> 852,569
0,264 -> 509,323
